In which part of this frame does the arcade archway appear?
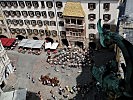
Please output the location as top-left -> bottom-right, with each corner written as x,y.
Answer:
61,39 -> 69,47
45,37 -> 54,43
16,35 -> 25,40
0,35 -> 8,38
89,42 -> 96,49
75,41 -> 83,48
33,37 -> 39,40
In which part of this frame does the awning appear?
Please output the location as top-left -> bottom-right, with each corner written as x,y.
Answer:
51,43 -> 59,49
0,38 -> 9,46
45,42 -> 51,49
63,2 -> 85,17
23,40 -> 37,48
5,38 -> 16,47
18,39 -> 28,47
32,40 -> 44,48
0,38 -> 16,47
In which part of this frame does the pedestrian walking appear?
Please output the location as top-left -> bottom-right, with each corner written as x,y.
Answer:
27,73 -> 30,79
32,77 -> 35,83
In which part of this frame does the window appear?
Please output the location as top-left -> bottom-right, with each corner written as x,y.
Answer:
39,29 -> 45,35
60,31 -> 66,37
18,1 -> 25,8
12,19 -> 18,26
18,20 -> 24,26
88,3 -> 96,10
11,1 -> 18,8
65,19 -> 70,24
46,1 -> 53,8
6,19 -> 12,25
57,12 -> 63,18
32,1 -> 39,8
88,14 -> 96,21
21,28 -> 26,34
41,1 -> 45,8
51,30 -> 57,37
35,11 -> 41,17
22,11 -> 28,17
10,28 -> 15,34
16,28 -> 20,34
0,1 -> 6,8
27,29 -> 32,35
103,3 -> 110,11
59,21 -> 64,26
33,29 -> 38,35
77,19 -> 82,25
41,11 -> 47,18
31,20 -> 36,26
25,1 -> 32,8
10,10 -> 16,17
71,19 -> 76,24
28,11 -> 34,17
89,33 -> 95,40
56,1 -> 62,8
45,30 -> 51,36
3,10 -> 10,17
88,24 -> 95,29
103,14 -> 111,21
37,20 -> 43,27
48,11 -> 55,18
44,20 -> 49,25
24,20 -> 30,25
7,1 -> 12,8
16,11 -> 21,17
50,21 -> 56,26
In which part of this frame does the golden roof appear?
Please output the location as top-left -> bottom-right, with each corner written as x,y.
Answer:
63,2 -> 85,17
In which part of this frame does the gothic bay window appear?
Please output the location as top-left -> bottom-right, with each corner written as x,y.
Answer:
46,1 -> 53,8
88,14 -> 96,21
103,3 -> 110,11
41,11 -> 47,18
88,3 -> 96,10
41,1 -> 45,8
89,33 -> 95,40
57,12 -> 63,18
25,1 -> 32,8
88,24 -> 96,29
48,11 -> 55,18
18,1 -> 25,8
32,1 -> 39,8
56,1 -> 63,8
59,21 -> 64,26
103,14 -> 111,21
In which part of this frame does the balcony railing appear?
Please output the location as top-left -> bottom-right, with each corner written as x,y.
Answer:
65,23 -> 85,29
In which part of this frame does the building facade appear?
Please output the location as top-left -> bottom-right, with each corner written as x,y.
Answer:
0,0 -> 120,48
0,40 -> 13,92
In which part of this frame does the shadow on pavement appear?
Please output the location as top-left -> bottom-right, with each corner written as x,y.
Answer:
74,48 -> 115,100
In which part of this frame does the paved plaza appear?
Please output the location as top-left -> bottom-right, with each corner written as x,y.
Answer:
2,47 -> 115,100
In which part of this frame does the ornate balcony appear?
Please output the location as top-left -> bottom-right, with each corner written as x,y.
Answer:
65,23 -> 85,29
